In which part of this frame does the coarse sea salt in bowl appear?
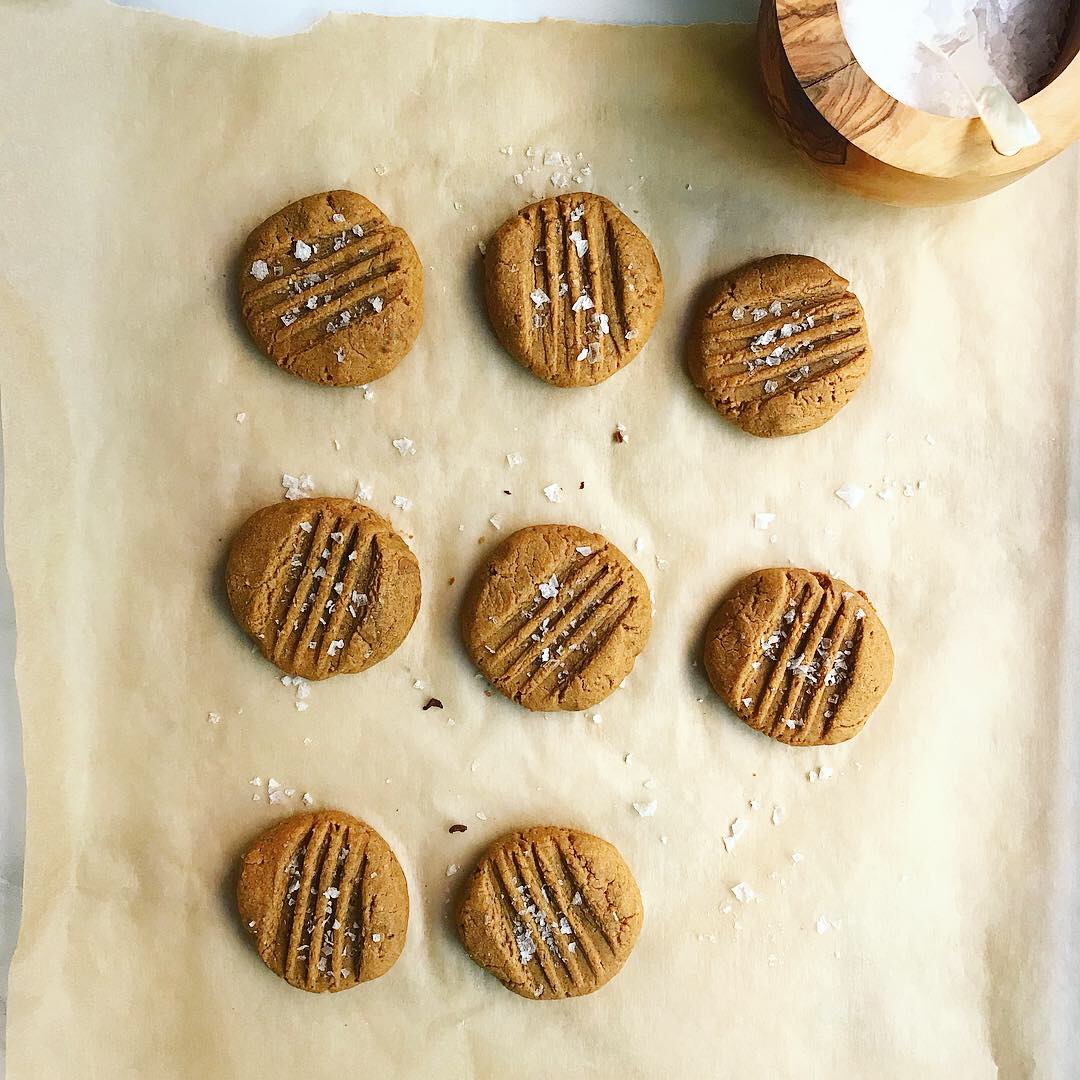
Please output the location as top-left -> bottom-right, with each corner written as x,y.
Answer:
757,0 -> 1080,206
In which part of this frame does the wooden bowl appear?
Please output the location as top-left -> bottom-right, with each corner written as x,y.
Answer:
758,0 -> 1080,206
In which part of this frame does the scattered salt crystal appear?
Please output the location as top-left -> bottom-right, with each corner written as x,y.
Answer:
293,239 -> 312,262
489,514 -> 503,530
772,805 -> 785,825
249,776 -> 262,786
513,173 -> 524,185
538,574 -> 560,600
655,556 -> 669,571
634,537 -> 645,552
506,451 -> 523,467
295,701 -> 308,712
576,347 -> 589,362
834,484 -> 865,510
302,792 -> 314,806
754,512 -> 775,530
926,434 -> 937,445
731,882 -> 756,903
570,230 -> 588,258
816,916 -> 832,935
543,483 -> 563,503
576,545 -> 592,555
595,313 -> 610,335
531,288 -> 550,307
731,306 -> 745,321
370,296 -> 384,313
354,481 -> 373,502
633,800 -> 658,817
373,164 -> 388,176
393,495 -> 412,511
446,864 -> 459,877
543,150 -> 564,166
878,487 -> 896,501
282,473 -> 315,500
331,213 -> 346,224
351,224 -> 365,238
571,293 -> 594,313
768,300 -> 782,316
207,711 -> 221,725
392,436 -> 416,456
250,260 -> 269,281
234,412 -> 246,423
807,766 -> 834,783
588,712 -> 603,725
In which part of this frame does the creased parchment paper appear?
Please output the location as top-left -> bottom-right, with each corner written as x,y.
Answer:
1,2 -> 1077,1077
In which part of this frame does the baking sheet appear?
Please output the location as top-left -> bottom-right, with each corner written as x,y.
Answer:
1,2 -> 1077,1076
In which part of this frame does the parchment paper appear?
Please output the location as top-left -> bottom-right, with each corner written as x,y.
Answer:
1,3 -> 1077,1077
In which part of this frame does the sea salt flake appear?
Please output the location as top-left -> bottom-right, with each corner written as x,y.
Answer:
754,512 -> 775,530
489,514 -> 503,530
543,483 -> 563,503
250,260 -> 269,281
731,882 -> 756,903
295,701 -> 308,712
446,864 -> 459,877
331,213 -> 346,223
354,482 -> 373,503
530,288 -> 550,307
570,230 -> 588,258
207,711 -> 221,725
834,484 -> 865,510
538,574 -> 560,600
768,300 -> 782,316
570,204 -> 585,221
370,296 -> 384,313
351,224 -> 365,238
506,452 -> 523,467
293,239 -> 312,262
393,495 -> 412,511
595,312 -> 610,335
655,556 -> 669,571
751,308 -> 768,321
571,293 -> 594,313
576,347 -> 589,362
576,545 -> 592,555
281,472 -> 315,500
731,306 -> 745,321
392,436 -> 416,456
633,800 -> 658,817
543,150 -> 564,166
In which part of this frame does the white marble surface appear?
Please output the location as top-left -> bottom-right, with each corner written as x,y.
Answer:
0,1 -> 757,1071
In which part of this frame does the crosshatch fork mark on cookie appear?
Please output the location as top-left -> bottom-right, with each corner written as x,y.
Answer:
485,192 -> 663,388
704,567 -> 894,747
238,810 -> 408,993
461,524 -> 652,712
225,497 -> 420,680
457,827 -> 643,1000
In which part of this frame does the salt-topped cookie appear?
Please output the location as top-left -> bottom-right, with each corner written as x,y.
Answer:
457,826 -> 643,999
688,254 -> 871,436
460,523 -> 651,711
225,497 -> 421,680
703,567 -> 893,745
237,810 -> 409,993
239,190 -> 423,387
484,193 -> 664,387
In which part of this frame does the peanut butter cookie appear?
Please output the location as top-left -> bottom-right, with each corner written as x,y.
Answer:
704,567 -> 893,745
239,190 -> 423,387
688,254 -> 871,436
461,524 -> 651,711
457,826 -> 643,1000
485,193 -> 663,387
225,497 -> 421,680
237,810 -> 408,993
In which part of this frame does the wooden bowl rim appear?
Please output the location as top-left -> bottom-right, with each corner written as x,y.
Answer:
776,0 -> 1080,179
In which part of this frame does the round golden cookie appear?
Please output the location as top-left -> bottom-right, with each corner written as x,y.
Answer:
704,567 -> 893,746
237,809 -> 408,993
457,826 -> 643,1000
225,496 -> 421,680
484,192 -> 664,387
687,254 -> 871,437
239,190 -> 423,387
461,524 -> 652,711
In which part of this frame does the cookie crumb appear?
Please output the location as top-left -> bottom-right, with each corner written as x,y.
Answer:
422,697 -> 444,711
613,424 -> 627,444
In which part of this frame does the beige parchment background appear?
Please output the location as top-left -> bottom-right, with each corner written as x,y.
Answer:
1,2 -> 1077,1077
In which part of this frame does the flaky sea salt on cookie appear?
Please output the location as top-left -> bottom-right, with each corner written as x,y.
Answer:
460,523 -> 651,712
457,826 -> 643,1000
484,193 -> 663,387
703,567 -> 893,745
238,190 -> 423,387
688,254 -> 871,436
225,497 -> 420,680
237,810 -> 408,992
